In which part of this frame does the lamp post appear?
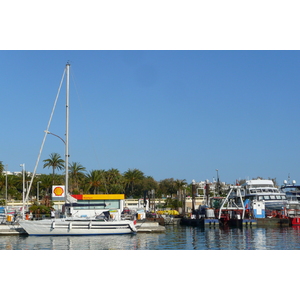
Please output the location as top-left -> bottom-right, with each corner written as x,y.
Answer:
5,165 -> 8,211
182,185 -> 186,216
45,129 -> 68,215
192,179 -> 196,213
37,181 -> 42,204
20,163 -> 25,219
26,180 -> 31,210
216,169 -> 219,196
44,130 -> 66,144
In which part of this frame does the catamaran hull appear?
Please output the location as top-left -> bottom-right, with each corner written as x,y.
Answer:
19,219 -> 137,236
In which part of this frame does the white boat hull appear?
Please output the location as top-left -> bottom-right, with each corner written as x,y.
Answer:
263,200 -> 288,210
19,219 -> 137,236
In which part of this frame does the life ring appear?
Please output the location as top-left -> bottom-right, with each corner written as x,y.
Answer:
271,211 -> 277,218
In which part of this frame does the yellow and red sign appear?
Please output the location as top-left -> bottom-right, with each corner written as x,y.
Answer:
70,194 -> 125,200
52,185 -> 65,198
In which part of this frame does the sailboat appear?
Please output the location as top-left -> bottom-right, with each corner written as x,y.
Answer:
19,63 -> 137,235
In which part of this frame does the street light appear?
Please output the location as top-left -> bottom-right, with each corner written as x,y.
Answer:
5,165 -> 8,210
37,181 -> 42,204
44,130 -> 65,144
20,163 -> 25,219
192,179 -> 196,213
26,181 -> 31,210
216,169 -> 219,196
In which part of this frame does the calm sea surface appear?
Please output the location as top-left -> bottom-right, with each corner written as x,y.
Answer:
1,225 -> 300,250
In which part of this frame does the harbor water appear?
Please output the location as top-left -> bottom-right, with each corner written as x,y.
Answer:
1,225 -> 300,250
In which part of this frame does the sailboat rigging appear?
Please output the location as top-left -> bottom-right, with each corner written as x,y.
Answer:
19,63 -> 137,235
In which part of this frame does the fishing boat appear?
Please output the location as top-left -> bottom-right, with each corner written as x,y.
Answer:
19,63 -> 137,235
284,202 -> 300,226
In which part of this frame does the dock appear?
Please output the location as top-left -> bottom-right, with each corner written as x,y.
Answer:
180,216 -> 292,228
180,217 -> 219,228
0,224 -> 27,235
256,217 -> 289,227
136,220 -> 166,233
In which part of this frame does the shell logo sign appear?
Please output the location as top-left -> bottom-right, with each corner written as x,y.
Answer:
52,185 -> 65,198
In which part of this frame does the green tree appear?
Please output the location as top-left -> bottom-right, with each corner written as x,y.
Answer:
69,162 -> 86,193
174,179 -> 187,209
38,173 -> 64,197
2,174 -> 19,200
43,153 -> 65,183
105,168 -> 124,194
0,161 -> 4,174
123,168 -> 144,197
158,178 -> 177,198
86,170 -> 107,194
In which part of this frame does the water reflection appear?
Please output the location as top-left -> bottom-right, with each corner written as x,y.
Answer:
1,226 -> 300,250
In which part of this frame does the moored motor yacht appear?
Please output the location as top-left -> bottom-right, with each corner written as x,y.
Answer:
240,179 -> 287,210
280,180 -> 300,203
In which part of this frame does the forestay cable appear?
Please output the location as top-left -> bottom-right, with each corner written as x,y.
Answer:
25,68 -> 66,204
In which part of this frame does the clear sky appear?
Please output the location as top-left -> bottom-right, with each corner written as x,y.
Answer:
1,50 -> 300,186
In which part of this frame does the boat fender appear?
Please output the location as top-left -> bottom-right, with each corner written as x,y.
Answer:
51,221 -> 55,229
88,221 -> 92,229
69,222 -> 72,230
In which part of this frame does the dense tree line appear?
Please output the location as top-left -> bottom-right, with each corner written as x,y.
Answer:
0,156 -> 190,204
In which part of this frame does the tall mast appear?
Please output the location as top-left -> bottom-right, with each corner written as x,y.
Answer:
65,62 -> 70,196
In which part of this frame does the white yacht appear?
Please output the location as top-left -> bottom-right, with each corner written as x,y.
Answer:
241,179 -> 287,210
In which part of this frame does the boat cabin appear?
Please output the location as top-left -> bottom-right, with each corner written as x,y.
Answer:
53,193 -> 125,219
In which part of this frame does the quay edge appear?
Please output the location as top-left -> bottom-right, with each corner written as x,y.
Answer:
136,220 -> 166,233
0,224 -> 27,235
179,216 -> 290,228
256,217 -> 289,227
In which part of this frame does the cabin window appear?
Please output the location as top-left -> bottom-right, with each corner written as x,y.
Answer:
264,196 -> 270,200
270,195 -> 276,199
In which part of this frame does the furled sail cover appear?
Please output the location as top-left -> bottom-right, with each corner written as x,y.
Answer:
66,193 -> 78,203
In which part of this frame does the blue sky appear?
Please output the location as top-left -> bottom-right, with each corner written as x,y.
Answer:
1,50 -> 300,186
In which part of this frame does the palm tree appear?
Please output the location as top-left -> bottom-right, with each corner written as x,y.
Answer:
86,170 -> 107,194
69,162 -> 86,193
105,168 -> 124,194
174,179 -> 187,197
36,173 -> 64,199
0,161 -> 4,174
174,179 -> 187,211
43,153 -> 65,183
158,178 -> 177,197
123,168 -> 144,197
